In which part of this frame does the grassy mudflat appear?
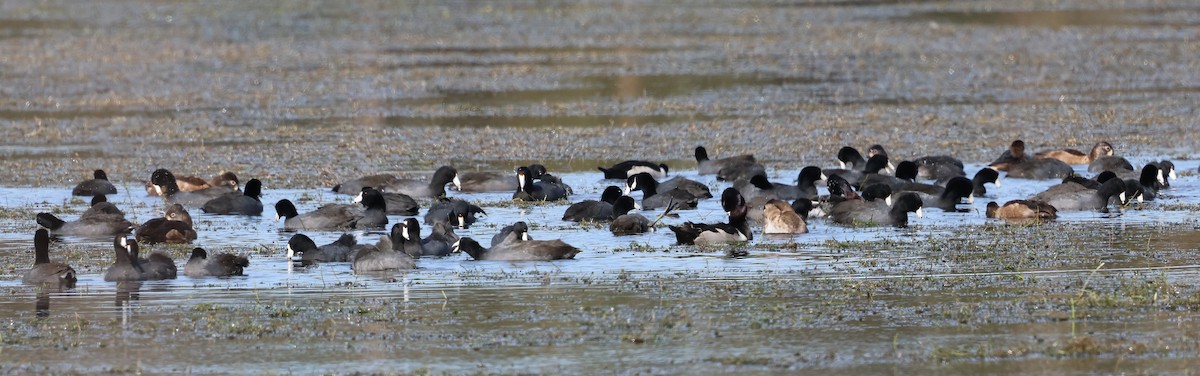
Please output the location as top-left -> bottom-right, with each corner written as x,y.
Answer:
2,0 -> 1200,373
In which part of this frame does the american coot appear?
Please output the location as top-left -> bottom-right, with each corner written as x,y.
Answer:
73,169 -> 118,196
383,166 -> 460,198
332,173 -> 399,195
135,203 -> 198,244
790,198 -> 818,220
514,166 -> 570,201
562,186 -> 623,222
37,200 -> 133,236
738,175 -> 802,201
610,196 -> 651,236
1035,141 -> 1114,165
825,154 -> 890,186
453,228 -> 581,261
915,176 -> 974,212
866,144 -> 897,172
598,160 -> 668,180
22,229 -> 77,287
695,146 -> 756,175
861,161 -> 921,193
151,169 -> 238,207
352,236 -> 416,272
456,170 -> 518,192
913,155 -> 966,181
1153,160 -> 1175,188
835,146 -> 867,170
961,168 -> 1001,197
126,237 -> 177,280
389,219 -> 427,258
202,179 -> 265,215
104,235 -> 144,282
1031,178 -> 1126,212
490,221 -> 533,247
1127,164 -> 1164,202
763,199 -> 807,234
1088,156 -> 1134,174
792,166 -> 826,201
380,191 -> 419,216
184,248 -> 249,277
422,222 -> 459,257
287,233 -> 356,266
669,188 -> 752,245
424,197 -> 486,229
830,192 -> 924,228
626,173 -> 699,210
1006,158 -> 1074,180
276,187 -> 388,230
986,200 -> 1058,221
715,158 -> 767,183
659,176 -> 713,199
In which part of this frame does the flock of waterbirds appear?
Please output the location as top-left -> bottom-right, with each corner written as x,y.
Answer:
20,140 -> 1179,290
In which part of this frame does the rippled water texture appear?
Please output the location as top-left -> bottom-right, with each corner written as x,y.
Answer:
2,0 -> 1200,373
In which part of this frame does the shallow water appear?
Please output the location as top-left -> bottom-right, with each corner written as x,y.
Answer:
4,0 -> 1200,373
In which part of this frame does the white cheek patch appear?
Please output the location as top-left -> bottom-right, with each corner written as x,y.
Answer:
453,176 -> 462,190
886,162 -> 896,174
915,207 -> 924,218
628,166 -> 664,178
119,236 -> 128,248
353,192 -> 363,203
1169,170 -> 1178,180
451,240 -> 461,253
838,161 -> 847,169
517,174 -> 526,189
820,173 -> 828,181
286,245 -> 295,258
624,182 -> 636,195
1158,175 -> 1166,185
885,196 -> 894,207
521,232 -> 530,241
966,194 -> 974,204
994,178 -> 1002,188
154,185 -> 164,196
1119,191 -> 1126,204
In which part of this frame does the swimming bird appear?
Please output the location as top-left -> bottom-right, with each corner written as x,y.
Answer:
562,186 -> 623,222
626,173 -> 699,210
135,203 -> 198,244
514,166 -> 570,201
72,169 -> 118,196
695,146 -> 756,175
1035,141 -> 1114,165
610,196 -> 651,236
424,197 -> 486,229
763,198 -> 807,234
275,187 -> 388,230
287,233 -> 356,266
352,235 -> 415,272
830,191 -> 924,228
1030,177 -> 1126,212
104,235 -> 144,282
598,160 -> 668,180
453,225 -> 581,261
669,188 -> 752,245
37,199 -> 133,236
421,222 -> 459,257
150,169 -> 238,207
201,178 -> 264,215
389,218 -> 427,258
986,200 -> 1057,221
184,248 -> 249,277
22,229 -> 77,287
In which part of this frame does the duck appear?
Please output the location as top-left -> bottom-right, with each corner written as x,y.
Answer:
421,222 -> 459,257
1005,157 -> 1074,180
514,166 -> 570,201
287,233 -> 356,266
669,188 -> 752,245
150,169 -> 239,206
625,173 -> 699,210
610,196 -> 651,236
913,155 -> 966,181
598,160 -> 668,180
147,171 -> 240,196
201,178 -> 264,215
1030,177 -> 1127,212
989,140 -> 1028,171
763,199 -> 807,234
424,197 -> 486,229
986,200 -> 1058,221
562,186 -> 623,222
453,227 -> 581,261
72,169 -> 118,196
351,235 -> 415,272
695,146 -> 756,175
22,229 -> 77,287
183,248 -> 249,277
382,166 -> 460,198
37,199 -> 133,236
1035,141 -> 1114,165
104,235 -> 144,282
389,219 -> 427,258
135,203 -> 198,244
830,191 -> 924,228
